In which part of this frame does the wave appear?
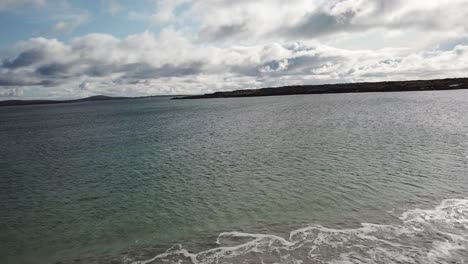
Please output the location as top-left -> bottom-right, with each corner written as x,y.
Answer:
125,199 -> 468,264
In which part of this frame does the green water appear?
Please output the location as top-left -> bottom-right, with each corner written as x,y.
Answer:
1,91 -> 468,264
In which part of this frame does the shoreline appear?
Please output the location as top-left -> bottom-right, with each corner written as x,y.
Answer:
0,95 -> 174,107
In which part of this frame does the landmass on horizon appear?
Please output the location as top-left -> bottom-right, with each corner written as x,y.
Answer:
175,77 -> 468,99
0,95 -> 171,107
1,77 -> 467,106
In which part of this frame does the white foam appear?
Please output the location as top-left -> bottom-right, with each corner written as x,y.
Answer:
127,199 -> 468,264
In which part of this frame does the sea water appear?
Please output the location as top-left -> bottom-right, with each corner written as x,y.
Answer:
1,90 -> 468,263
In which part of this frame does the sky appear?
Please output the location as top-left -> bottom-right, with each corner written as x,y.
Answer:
1,0 -> 468,99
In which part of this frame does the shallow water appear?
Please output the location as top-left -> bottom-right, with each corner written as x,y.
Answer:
129,199 -> 468,264
1,90 -> 468,264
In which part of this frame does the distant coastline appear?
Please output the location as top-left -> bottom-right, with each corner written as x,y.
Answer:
0,95 -> 172,107
174,77 -> 468,99
2,78 -> 467,106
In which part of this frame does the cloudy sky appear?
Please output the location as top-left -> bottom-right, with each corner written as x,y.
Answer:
1,0 -> 468,99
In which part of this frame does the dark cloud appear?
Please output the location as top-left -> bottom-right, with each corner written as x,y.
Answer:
378,59 -> 402,65
119,62 -> 205,81
2,49 -> 44,69
36,63 -> 71,76
288,55 -> 342,71
200,22 -> 249,41
153,62 -> 204,77
0,76 -> 42,86
288,11 -> 357,38
84,64 -> 117,77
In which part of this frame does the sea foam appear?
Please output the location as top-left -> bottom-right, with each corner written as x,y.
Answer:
127,199 -> 468,264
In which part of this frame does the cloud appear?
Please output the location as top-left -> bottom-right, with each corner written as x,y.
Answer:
0,86 -> 23,97
0,0 -> 46,10
192,0 -> 468,47
151,0 -> 191,24
127,0 -> 192,25
2,28 -> 468,99
0,31 -> 209,90
1,0 -> 468,99
102,0 -> 122,15
2,49 -> 45,69
50,13 -> 89,34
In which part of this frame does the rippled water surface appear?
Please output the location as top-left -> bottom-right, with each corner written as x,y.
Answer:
1,91 -> 468,264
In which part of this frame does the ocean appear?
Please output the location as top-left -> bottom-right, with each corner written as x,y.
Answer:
1,90 -> 468,264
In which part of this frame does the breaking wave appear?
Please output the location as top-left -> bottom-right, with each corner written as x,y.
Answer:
126,199 -> 468,264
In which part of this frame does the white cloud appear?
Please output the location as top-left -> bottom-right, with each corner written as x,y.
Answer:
1,29 -> 468,99
50,13 -> 89,34
191,0 -> 468,49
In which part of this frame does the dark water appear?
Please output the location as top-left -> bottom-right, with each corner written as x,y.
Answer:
1,91 -> 468,264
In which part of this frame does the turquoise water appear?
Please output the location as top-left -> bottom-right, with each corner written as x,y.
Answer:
1,91 -> 468,264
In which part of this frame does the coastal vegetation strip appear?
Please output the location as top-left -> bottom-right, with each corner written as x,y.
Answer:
2,78 -> 467,106
175,77 -> 468,99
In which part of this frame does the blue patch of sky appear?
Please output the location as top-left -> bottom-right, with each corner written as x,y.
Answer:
73,0 -> 151,35
0,0 -> 192,48
0,12 -> 30,47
